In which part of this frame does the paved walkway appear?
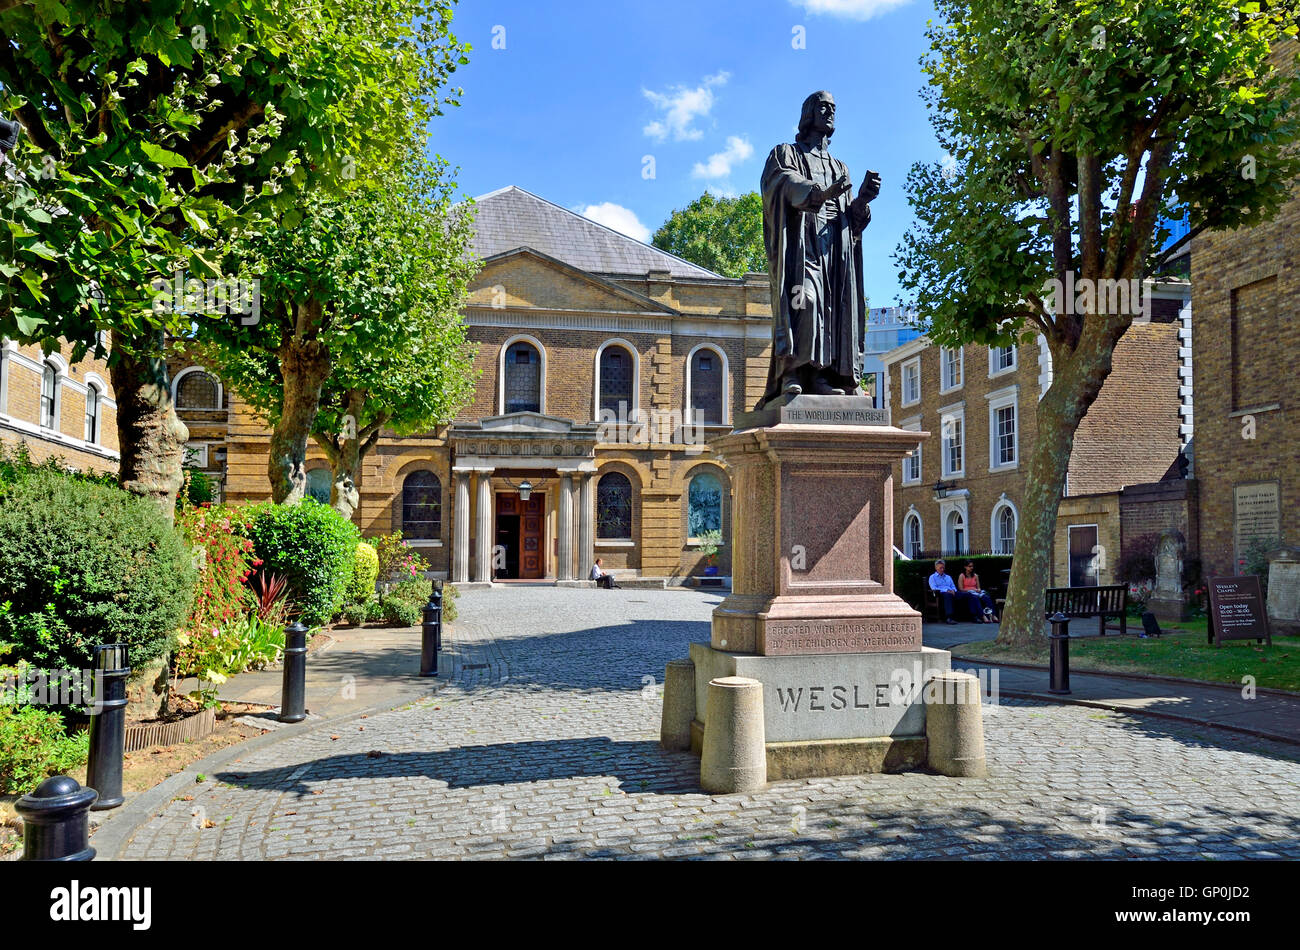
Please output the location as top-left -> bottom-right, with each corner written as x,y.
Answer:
96,588 -> 1300,860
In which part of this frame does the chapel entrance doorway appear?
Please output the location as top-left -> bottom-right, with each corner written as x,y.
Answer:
496,491 -> 546,579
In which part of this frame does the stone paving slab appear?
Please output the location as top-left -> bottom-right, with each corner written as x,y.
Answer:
100,587 -> 1300,861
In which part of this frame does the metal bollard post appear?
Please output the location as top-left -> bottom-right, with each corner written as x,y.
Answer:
15,775 -> 98,861
87,643 -> 129,810
420,580 -> 443,677
279,621 -> 308,722
1048,612 -> 1071,695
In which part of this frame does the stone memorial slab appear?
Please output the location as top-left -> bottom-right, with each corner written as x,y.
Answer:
1233,481 -> 1280,571
1266,551 -> 1300,635
735,394 -> 889,432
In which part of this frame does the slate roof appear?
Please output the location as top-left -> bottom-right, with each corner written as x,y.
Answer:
469,186 -> 724,281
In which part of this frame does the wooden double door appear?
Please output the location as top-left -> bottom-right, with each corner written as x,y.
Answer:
495,491 -> 546,579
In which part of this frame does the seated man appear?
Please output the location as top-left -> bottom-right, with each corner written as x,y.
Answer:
590,557 -> 620,589
928,559 -> 959,625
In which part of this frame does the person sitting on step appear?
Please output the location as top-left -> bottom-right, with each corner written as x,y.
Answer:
591,557 -> 620,589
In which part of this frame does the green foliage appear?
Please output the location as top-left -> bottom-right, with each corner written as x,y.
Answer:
350,542 -> 380,603
897,1 -> 1300,348
174,613 -> 284,680
374,532 -> 432,583
380,596 -> 421,628
0,468 -> 195,672
363,598 -> 386,623
0,441 -> 117,490
242,499 -> 360,627
894,556 -> 1014,612
341,603 -> 369,626
182,469 -> 216,507
652,192 -> 766,278
0,705 -> 90,794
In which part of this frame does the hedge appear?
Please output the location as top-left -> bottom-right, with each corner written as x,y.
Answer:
0,467 -> 196,672
242,499 -> 360,627
895,555 -> 1014,612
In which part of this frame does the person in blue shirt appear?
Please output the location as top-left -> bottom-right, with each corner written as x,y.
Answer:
928,559 -> 959,624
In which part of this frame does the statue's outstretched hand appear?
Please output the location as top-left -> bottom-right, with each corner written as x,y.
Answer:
858,170 -> 882,203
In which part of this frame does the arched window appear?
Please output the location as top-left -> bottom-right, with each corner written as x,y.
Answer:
689,348 -> 724,425
995,504 -> 1017,555
402,471 -> 442,540
176,370 -> 220,409
504,341 -> 541,413
596,471 -> 633,540
904,512 -> 922,559
687,470 -> 723,539
306,468 -> 332,504
945,510 -> 966,556
598,345 -> 634,418
40,361 -> 58,428
84,384 -> 100,444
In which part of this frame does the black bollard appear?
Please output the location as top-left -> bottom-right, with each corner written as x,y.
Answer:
87,643 -> 129,810
420,581 -> 443,677
16,775 -> 98,861
1048,612 -> 1071,695
279,621 -> 308,723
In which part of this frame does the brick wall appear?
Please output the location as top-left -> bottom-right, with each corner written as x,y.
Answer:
0,339 -> 119,475
1192,38 -> 1300,575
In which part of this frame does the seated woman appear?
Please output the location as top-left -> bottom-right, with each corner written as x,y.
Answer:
958,561 -> 999,622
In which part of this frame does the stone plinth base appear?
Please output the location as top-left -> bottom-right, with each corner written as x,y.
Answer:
684,641 -> 950,779
1146,595 -> 1188,622
687,723 -> 926,778
690,642 -> 951,743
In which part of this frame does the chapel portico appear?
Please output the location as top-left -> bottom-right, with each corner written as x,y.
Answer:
449,412 -> 599,585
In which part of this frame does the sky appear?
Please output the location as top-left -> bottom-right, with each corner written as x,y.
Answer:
427,0 -> 946,306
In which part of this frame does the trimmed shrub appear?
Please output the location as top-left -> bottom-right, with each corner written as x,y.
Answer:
381,595 -> 421,628
0,468 -> 196,673
242,499 -> 360,627
363,598 -> 385,623
349,542 -> 379,603
894,555 -> 1014,612
0,704 -> 90,794
341,603 -> 367,626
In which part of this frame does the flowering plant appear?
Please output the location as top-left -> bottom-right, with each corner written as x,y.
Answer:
176,502 -> 259,636
374,532 -> 431,583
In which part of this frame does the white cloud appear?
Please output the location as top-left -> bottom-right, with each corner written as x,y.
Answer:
692,136 -> 754,181
642,71 -> 730,142
578,202 -> 652,243
790,0 -> 913,19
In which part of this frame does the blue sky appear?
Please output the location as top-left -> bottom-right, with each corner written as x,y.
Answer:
428,0 -> 945,306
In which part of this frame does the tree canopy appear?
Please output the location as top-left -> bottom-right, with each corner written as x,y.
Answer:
652,191 -> 766,278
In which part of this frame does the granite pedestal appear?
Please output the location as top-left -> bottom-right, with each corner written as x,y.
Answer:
674,395 -> 961,779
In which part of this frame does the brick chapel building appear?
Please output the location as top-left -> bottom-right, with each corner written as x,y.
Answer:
178,186 -> 779,585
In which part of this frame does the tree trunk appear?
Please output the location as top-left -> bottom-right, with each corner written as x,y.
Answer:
996,336 -> 1115,650
110,330 -> 189,524
268,301 -> 330,504
329,390 -> 365,519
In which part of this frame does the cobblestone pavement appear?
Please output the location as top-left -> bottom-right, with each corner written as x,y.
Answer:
116,588 -> 1300,860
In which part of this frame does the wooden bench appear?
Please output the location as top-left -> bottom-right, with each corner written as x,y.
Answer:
1044,585 -> 1128,636
925,582 -> 1005,623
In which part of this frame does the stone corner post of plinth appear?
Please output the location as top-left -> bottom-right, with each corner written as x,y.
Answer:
700,676 -> 766,794
660,658 -> 696,751
924,670 -> 987,778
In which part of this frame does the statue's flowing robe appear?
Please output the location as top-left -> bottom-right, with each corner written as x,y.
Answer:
759,140 -> 871,407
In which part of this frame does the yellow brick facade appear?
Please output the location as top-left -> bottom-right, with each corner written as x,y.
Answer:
0,338 -> 120,474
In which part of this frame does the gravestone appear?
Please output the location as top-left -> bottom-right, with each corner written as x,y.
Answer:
1146,531 -> 1188,622
1266,549 -> 1300,636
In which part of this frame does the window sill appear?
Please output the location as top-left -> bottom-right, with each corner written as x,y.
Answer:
595,539 -> 635,547
1229,404 -> 1280,418
988,462 -> 1018,473
404,539 -> 444,548
686,539 -> 726,549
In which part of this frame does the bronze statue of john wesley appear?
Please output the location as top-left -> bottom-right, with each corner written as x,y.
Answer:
759,91 -> 881,406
